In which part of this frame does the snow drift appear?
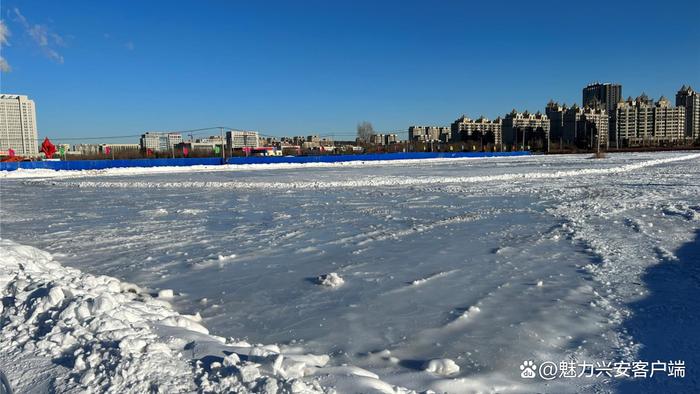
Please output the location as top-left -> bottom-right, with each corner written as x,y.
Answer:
0,239 -> 411,393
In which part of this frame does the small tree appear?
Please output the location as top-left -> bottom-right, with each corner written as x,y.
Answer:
356,121 -> 375,143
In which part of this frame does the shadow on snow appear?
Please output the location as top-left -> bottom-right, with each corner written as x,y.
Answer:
617,229 -> 700,393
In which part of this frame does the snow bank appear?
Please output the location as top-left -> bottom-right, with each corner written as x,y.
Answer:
0,239 -> 411,393
0,156 -> 511,180
52,153 -> 700,190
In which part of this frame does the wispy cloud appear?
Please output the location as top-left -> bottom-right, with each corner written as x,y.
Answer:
0,20 -> 9,46
0,20 -> 11,72
124,41 -> 134,51
12,7 -> 65,64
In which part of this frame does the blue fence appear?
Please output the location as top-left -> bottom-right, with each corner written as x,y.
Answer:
0,151 -> 529,171
0,157 -> 224,171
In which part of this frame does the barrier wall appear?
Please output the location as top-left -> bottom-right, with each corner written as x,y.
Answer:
0,158 -> 224,171
0,151 -> 530,171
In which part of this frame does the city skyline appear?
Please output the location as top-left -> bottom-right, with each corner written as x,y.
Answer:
1,81 -> 698,153
0,1 -> 699,142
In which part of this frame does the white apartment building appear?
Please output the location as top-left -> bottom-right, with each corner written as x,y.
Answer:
0,94 -> 39,156
502,110 -> 550,147
451,116 -> 503,145
614,95 -> 686,146
139,132 -> 183,152
408,126 -> 451,142
226,130 -> 260,148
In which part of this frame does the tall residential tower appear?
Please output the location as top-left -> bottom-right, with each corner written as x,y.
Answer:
676,85 -> 700,139
582,83 -> 622,114
0,94 -> 39,156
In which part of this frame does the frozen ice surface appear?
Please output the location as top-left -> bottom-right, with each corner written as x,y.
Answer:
2,152 -> 700,393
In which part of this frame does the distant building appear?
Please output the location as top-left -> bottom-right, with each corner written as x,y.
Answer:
140,132 -> 183,152
576,107 -> 609,149
545,101 -> 568,141
196,135 -> 224,144
384,134 -> 398,145
450,115 -> 503,145
370,134 -> 384,145
72,144 -> 102,155
262,136 -> 279,146
71,143 -> 139,155
613,95 -> 686,146
408,126 -> 450,142
176,141 -> 221,153
676,85 -> 700,139
0,94 -> 39,156
583,83 -> 622,114
557,105 -> 610,148
502,110 -> 550,149
101,143 -> 140,153
226,130 -> 259,149
652,97 -> 686,141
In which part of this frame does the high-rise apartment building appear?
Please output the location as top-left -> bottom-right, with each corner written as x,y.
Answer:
450,115 -> 503,145
582,83 -> 622,113
408,126 -> 451,142
614,95 -> 685,146
576,108 -> 609,149
0,94 -> 39,156
545,101 -> 568,141
547,101 -> 609,148
502,110 -> 550,150
653,97 -> 686,141
676,85 -> 700,139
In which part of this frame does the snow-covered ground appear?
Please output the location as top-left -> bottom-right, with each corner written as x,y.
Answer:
1,152 -> 699,393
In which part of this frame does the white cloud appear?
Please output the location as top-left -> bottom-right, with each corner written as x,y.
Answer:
125,41 -> 135,51
0,20 -> 10,46
1,20 -> 11,72
0,58 -> 10,72
12,7 -> 65,64
29,24 -> 49,47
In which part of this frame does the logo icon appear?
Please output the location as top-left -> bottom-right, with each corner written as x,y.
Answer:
520,360 -> 537,378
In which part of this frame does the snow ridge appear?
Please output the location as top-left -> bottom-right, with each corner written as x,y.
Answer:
0,156 -> 518,179
50,153 -> 700,190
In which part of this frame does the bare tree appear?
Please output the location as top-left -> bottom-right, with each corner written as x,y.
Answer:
356,121 -> 375,143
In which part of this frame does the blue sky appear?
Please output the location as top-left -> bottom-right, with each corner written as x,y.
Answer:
1,0 -> 699,142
